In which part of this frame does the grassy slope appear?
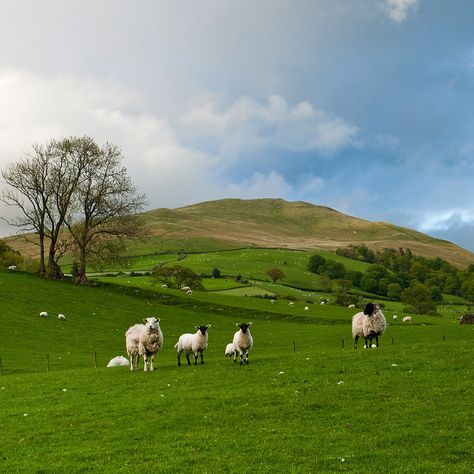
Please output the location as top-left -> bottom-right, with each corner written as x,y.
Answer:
1,270 -> 473,472
7,198 -> 474,268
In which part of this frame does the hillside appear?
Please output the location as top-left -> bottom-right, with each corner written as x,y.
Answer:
7,198 -> 474,268
141,198 -> 474,267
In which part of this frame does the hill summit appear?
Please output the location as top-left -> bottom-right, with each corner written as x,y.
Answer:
143,198 -> 474,268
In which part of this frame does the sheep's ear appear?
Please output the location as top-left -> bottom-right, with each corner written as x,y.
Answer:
206,324 -> 211,328
143,318 -> 148,324
195,326 -> 200,330
156,318 -> 160,323
236,323 -> 241,328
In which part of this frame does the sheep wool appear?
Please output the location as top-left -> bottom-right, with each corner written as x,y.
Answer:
225,343 -> 236,358
125,317 -> 163,371
232,322 -> 253,365
175,325 -> 210,366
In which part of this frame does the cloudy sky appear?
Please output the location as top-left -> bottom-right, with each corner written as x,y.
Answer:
1,0 -> 473,250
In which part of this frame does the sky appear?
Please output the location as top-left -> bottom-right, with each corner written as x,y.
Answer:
0,0 -> 473,251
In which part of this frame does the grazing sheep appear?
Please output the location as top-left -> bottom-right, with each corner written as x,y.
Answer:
225,342 -> 236,358
175,325 -> 210,366
160,284 -> 168,289
288,302 -> 295,307
125,317 -> 164,371
107,356 -> 130,367
57,313 -> 66,321
347,304 -> 356,309
320,301 -> 326,305
186,289 -> 193,295
403,316 -> 412,323
39,311 -> 48,318
8,265 -> 17,271
392,315 -> 398,321
232,322 -> 253,365
270,299 -> 275,304
304,306 -> 309,311
352,303 -> 386,349
181,286 -> 191,292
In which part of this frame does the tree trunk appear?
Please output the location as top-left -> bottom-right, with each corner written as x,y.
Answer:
76,245 -> 89,285
38,236 -> 47,276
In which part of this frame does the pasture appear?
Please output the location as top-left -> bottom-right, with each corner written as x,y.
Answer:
0,269 -> 473,473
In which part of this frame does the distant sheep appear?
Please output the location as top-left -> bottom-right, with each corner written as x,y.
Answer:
8,265 -> 17,271
39,311 -> 48,318
304,306 -> 309,311
403,316 -> 412,323
232,322 -> 253,364
175,325 -> 210,365
125,317 -> 164,371
352,303 -> 386,349
320,301 -> 325,305
181,286 -> 191,292
186,289 -> 193,295
347,304 -> 355,309
288,302 -> 295,307
392,315 -> 398,321
107,356 -> 130,367
270,299 -> 275,304
160,284 -> 168,289
57,313 -> 66,321
225,342 -> 236,358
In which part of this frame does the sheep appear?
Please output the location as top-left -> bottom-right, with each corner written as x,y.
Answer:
320,301 -> 325,305
403,316 -> 412,323
186,289 -> 193,295
288,301 -> 295,307
58,313 -> 66,321
107,356 -> 130,367
362,303 -> 386,348
352,303 -> 386,349
347,304 -> 356,309
125,317 -> 163,371
8,265 -> 17,271
160,284 -> 168,289
304,306 -> 309,311
39,311 -> 48,318
270,299 -> 275,304
232,322 -> 253,364
392,315 -> 398,321
181,286 -> 191,292
175,325 -> 210,366
225,342 -> 236,358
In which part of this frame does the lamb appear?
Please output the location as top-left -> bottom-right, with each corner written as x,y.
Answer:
352,303 -> 386,349
232,322 -> 253,364
39,311 -> 48,318
175,325 -> 210,366
225,342 -> 236,358
107,356 -> 130,367
57,313 -> 66,321
403,316 -> 412,323
125,317 -> 163,371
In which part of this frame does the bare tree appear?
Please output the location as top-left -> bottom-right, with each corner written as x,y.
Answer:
65,142 -> 147,284
1,144 -> 53,275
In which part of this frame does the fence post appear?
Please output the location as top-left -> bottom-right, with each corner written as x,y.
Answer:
93,351 -> 97,368
293,341 -> 296,352
46,353 -> 50,372
342,337 -> 345,349
0,357 -> 2,376
443,335 -> 445,342
392,337 -> 394,345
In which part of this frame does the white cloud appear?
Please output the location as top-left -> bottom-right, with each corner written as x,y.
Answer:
224,171 -> 293,199
179,94 -> 357,158
418,209 -> 474,232
382,0 -> 419,23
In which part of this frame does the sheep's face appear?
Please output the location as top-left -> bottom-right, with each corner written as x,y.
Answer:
237,322 -> 252,333
196,325 -> 210,335
144,317 -> 160,332
363,303 -> 377,316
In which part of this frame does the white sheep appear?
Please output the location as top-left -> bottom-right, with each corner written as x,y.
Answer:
8,265 -> 17,270
106,356 -> 130,367
232,322 -> 253,365
39,311 -> 48,318
392,315 -> 398,321
403,316 -> 412,323
320,301 -> 326,305
181,286 -> 191,292
125,317 -> 164,371
225,342 -> 236,358
304,306 -> 309,311
186,289 -> 193,295
347,304 -> 356,309
160,284 -> 168,289
57,313 -> 66,321
352,303 -> 386,349
288,302 -> 295,307
175,325 -> 210,365
270,299 -> 275,304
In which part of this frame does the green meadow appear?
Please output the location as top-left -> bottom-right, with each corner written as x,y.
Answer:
1,250 -> 473,472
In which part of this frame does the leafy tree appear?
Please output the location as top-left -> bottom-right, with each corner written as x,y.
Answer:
212,268 -> 222,278
333,279 -> 353,306
308,254 -> 326,274
324,260 -> 346,279
152,264 -> 203,289
266,267 -> 286,283
401,283 -> 436,314
430,285 -> 443,302
0,239 -> 22,267
387,282 -> 402,300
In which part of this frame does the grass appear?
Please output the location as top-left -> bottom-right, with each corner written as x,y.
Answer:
1,269 -> 473,473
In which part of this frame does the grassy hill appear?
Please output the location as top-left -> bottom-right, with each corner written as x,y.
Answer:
7,198 -> 474,268
1,269 -> 473,472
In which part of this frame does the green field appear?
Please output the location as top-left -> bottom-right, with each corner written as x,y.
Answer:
1,268 -> 473,473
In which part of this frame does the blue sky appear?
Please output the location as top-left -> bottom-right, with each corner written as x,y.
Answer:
1,0 -> 473,251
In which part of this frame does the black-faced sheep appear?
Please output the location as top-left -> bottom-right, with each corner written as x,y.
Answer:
125,317 -> 164,371
233,322 -> 253,364
175,325 -> 210,366
352,303 -> 386,349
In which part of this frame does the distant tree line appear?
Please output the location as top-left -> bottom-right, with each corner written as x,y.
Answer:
309,245 -> 474,312
1,136 -> 146,284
